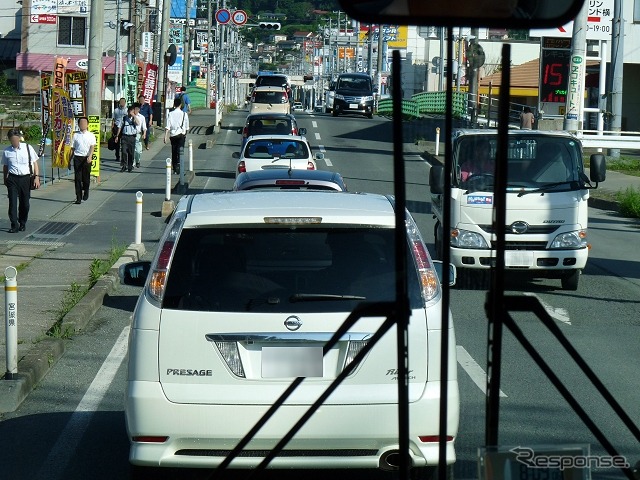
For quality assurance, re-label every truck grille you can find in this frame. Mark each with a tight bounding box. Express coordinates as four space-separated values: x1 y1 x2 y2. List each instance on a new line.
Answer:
480 224 560 235
342 95 366 103
490 241 548 250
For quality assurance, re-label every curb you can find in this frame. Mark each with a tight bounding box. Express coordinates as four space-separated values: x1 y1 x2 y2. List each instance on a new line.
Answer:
0 242 146 414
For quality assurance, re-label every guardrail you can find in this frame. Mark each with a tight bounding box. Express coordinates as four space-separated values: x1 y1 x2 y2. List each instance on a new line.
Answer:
574 130 640 150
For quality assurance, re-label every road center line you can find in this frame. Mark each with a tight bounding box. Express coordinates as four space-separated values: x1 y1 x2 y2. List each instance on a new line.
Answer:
456 345 507 397
35 326 130 480
522 292 571 325
312 121 318 128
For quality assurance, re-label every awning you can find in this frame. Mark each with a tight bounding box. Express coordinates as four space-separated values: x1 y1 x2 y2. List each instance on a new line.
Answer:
16 52 117 75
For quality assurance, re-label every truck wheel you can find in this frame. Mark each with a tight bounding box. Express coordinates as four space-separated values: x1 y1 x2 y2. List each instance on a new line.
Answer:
433 222 442 260
366 113 373 119
325 107 330 113
561 270 580 290
332 109 339 117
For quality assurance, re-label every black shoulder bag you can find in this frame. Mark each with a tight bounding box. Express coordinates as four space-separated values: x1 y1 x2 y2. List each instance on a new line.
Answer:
27 144 38 190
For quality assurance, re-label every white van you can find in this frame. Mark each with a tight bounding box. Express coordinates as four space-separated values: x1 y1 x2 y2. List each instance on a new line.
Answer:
250 86 291 114
121 191 459 477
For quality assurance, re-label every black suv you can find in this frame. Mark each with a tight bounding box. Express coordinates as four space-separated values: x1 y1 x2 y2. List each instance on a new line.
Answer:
331 73 375 118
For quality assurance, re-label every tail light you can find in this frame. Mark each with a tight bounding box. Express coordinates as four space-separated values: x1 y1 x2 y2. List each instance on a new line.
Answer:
307 161 315 170
292 126 298 135
148 213 185 304
242 126 248 138
405 214 440 303
238 161 246 173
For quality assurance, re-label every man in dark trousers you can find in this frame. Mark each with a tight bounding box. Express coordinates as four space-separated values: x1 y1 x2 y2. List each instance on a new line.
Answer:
70 116 97 204
116 105 139 172
138 94 153 150
2 129 40 232
112 97 127 164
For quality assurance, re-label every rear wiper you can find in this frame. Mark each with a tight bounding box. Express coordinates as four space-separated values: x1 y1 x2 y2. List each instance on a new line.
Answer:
290 293 366 302
517 181 578 197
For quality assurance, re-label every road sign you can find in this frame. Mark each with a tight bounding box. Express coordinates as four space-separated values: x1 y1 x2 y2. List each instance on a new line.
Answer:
530 0 613 40
215 9 231 25
30 14 56 24
232 10 247 26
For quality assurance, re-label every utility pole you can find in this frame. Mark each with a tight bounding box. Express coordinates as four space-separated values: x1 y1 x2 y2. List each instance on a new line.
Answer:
157 0 171 125
468 27 479 125
367 24 373 76
608 0 624 158
376 25 384 93
87 0 104 117
183 0 193 86
115 0 122 99
563 0 588 132
438 27 444 91
207 0 213 109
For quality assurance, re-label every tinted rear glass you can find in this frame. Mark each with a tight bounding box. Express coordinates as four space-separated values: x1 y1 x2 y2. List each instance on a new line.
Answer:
245 139 309 159
256 76 289 88
253 91 287 104
163 228 422 312
248 118 292 136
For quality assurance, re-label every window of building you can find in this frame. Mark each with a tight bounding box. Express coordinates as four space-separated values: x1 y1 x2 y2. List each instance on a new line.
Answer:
58 17 86 47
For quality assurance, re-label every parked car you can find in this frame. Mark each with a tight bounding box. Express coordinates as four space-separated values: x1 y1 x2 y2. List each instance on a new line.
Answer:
233 135 320 176
249 86 291 115
237 113 306 149
233 169 347 191
120 190 459 476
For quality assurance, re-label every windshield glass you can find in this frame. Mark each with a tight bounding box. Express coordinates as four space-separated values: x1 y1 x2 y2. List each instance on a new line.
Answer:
455 135 584 191
336 76 372 91
163 228 421 313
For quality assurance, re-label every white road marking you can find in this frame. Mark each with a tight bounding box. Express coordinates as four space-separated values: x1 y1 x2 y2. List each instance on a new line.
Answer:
325 158 333 167
318 145 326 153
456 345 508 397
312 121 318 128
35 326 130 480
315 132 321 140
522 292 571 325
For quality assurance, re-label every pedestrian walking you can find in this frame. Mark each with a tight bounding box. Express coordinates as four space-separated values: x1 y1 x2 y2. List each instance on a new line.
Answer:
2 129 40 233
112 97 127 164
520 106 535 130
178 87 192 114
164 97 189 174
133 103 147 168
116 105 139 172
138 94 153 150
70 116 97 204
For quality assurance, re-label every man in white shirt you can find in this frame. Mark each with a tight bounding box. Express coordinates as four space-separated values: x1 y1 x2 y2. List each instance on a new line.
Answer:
70 116 97 204
164 97 189 174
2 128 40 232
133 102 147 168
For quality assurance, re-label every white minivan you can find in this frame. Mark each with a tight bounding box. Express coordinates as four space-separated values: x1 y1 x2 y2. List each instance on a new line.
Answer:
121 191 459 478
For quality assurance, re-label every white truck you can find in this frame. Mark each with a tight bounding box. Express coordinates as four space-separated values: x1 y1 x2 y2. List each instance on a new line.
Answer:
429 129 606 290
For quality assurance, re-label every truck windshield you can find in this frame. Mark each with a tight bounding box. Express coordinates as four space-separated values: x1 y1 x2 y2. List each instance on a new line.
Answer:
456 135 585 192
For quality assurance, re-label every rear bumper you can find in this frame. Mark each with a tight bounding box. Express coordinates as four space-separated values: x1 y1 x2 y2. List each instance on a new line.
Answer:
126 380 459 469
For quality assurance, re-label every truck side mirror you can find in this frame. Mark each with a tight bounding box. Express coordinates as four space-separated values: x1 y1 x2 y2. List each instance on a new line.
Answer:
298 127 307 135
237 128 243 134
589 153 606 184
232 152 241 159
429 165 445 195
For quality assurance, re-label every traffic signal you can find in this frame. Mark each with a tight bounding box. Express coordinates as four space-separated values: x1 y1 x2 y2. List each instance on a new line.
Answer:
259 22 281 30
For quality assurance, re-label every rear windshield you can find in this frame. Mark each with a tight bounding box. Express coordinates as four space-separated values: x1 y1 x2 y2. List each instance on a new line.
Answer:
162 228 422 313
253 91 288 104
256 76 289 88
245 139 309 159
248 118 292 136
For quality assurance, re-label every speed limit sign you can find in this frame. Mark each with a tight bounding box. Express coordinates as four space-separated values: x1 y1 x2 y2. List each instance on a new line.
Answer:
232 10 247 26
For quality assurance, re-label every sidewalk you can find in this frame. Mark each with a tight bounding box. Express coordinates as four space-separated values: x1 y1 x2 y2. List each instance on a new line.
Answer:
0 108 217 413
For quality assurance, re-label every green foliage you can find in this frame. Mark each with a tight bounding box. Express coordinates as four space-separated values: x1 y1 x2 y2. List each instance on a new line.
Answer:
617 187 640 218
22 124 42 142
0 73 17 95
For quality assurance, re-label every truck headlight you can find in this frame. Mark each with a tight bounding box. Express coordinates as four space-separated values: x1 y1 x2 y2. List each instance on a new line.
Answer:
451 229 489 249
334 94 345 101
551 230 587 249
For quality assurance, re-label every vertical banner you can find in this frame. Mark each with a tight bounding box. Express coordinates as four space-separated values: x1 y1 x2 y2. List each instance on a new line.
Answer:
66 71 88 118
39 73 52 157
53 56 67 89
88 115 101 179
141 63 158 104
52 87 74 168
125 63 138 106
137 60 145 97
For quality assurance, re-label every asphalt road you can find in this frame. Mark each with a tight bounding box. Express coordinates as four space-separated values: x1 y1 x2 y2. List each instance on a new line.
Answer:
1 108 638 480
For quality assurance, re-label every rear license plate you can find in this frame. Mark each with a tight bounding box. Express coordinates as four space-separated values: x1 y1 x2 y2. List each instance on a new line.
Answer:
505 251 534 267
262 347 323 378
349 103 359 109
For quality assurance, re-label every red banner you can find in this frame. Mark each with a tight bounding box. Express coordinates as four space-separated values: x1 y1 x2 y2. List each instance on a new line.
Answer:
141 63 158 104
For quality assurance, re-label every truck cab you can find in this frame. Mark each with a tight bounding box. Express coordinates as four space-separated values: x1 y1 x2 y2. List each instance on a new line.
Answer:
429 130 606 290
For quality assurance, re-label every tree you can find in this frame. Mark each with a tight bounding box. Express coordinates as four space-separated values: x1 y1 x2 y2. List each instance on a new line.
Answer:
0 72 17 95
